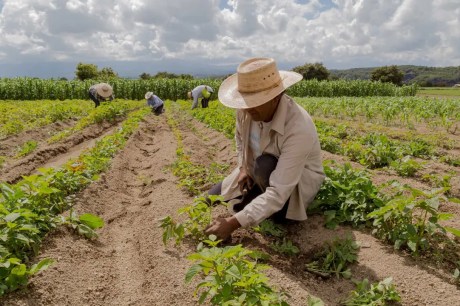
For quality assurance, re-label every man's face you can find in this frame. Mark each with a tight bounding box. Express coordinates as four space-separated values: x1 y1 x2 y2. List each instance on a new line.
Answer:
244 95 281 122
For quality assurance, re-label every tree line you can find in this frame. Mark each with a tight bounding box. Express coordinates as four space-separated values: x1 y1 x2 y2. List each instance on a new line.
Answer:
75 62 408 86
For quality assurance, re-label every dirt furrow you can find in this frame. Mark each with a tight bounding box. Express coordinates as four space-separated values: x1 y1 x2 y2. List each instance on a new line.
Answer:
0 120 123 183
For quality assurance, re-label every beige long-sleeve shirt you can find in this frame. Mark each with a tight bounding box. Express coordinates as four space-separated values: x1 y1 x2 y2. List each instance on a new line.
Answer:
220 95 325 228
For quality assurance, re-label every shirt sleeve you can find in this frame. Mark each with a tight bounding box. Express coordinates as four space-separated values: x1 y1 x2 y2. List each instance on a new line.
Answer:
234 124 314 227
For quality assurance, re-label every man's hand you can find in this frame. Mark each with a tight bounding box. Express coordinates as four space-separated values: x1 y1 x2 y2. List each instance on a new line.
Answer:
204 217 241 241
237 168 253 196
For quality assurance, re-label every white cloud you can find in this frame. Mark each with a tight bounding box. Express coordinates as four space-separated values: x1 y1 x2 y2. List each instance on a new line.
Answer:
0 0 459 77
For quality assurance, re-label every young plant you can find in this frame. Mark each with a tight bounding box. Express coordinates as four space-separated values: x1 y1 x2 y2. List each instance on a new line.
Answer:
341 277 401 306
64 210 105 239
186 235 289 305
159 195 223 245
390 156 423 177
308 161 384 229
253 219 286 237
367 186 454 254
270 239 300 256
305 236 359 279
15 140 38 158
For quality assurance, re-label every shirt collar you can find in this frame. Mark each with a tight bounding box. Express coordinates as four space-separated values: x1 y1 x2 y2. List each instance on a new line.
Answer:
269 94 288 136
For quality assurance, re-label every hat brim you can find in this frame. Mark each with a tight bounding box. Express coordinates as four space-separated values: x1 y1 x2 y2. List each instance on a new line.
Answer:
218 71 302 109
96 83 113 98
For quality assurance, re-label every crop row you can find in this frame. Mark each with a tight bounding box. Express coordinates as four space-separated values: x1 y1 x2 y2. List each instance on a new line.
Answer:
0 78 417 101
296 96 460 131
0 107 151 295
0 100 93 138
171 101 460 279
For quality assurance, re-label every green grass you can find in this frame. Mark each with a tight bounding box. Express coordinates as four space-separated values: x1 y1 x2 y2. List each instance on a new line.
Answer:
417 87 460 97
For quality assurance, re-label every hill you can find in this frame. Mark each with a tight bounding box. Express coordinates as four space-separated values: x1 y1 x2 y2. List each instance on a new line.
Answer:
330 65 460 86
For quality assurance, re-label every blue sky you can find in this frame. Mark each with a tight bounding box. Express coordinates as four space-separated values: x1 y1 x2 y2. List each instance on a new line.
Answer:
0 0 459 79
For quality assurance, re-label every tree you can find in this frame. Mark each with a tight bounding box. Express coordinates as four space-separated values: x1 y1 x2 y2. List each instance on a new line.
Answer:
75 62 98 80
139 72 152 80
292 62 330 81
371 65 404 86
98 67 119 79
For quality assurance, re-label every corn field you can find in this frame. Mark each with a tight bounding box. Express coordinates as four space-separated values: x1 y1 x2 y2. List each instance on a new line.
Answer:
0 78 417 100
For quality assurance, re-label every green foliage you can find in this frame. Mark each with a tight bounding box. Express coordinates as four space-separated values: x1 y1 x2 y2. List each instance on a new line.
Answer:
270 239 299 256
308 161 384 229
15 140 38 158
292 62 330 81
186 236 289 305
98 67 119 79
390 156 423 177
307 296 325 306
0 107 149 295
75 62 99 80
0 257 53 296
342 277 401 306
253 220 286 237
305 236 359 279
159 196 223 245
371 66 404 86
367 185 455 254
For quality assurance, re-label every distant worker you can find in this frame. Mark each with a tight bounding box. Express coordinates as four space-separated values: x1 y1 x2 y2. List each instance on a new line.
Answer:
88 83 114 108
187 85 214 109
145 92 165 115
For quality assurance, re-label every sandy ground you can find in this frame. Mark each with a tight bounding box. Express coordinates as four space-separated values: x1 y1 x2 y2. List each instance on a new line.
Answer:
1 110 459 305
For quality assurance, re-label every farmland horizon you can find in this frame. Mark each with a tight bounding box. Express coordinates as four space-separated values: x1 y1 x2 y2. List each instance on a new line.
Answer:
1 60 459 80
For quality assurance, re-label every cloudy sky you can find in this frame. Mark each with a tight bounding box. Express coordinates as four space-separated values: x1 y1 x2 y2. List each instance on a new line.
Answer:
0 0 459 78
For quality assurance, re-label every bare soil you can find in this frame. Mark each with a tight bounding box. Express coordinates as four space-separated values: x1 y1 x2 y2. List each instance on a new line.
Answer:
1 111 459 306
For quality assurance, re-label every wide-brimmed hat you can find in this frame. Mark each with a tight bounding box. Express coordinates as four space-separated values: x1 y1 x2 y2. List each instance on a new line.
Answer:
96 83 113 98
218 57 302 109
145 91 154 99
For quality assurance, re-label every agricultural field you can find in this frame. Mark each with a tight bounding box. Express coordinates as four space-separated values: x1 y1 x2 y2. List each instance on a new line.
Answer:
0 82 459 305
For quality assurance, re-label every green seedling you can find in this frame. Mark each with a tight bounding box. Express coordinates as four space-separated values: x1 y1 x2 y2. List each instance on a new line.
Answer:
15 140 38 158
186 235 289 305
253 219 286 237
159 195 224 246
390 156 423 177
341 277 401 306
270 239 300 256
305 236 359 279
307 295 325 306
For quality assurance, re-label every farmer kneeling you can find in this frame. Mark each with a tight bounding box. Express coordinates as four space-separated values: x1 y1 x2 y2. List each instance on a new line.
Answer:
145 92 164 115
206 57 325 240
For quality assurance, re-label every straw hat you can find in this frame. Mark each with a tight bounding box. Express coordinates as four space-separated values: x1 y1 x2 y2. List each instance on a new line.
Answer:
96 83 113 98
145 91 154 99
187 91 192 99
218 57 302 109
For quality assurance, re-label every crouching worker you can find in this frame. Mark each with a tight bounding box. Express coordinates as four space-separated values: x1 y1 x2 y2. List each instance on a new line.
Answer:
187 85 214 109
145 92 164 115
88 83 114 108
205 57 325 240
